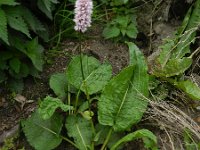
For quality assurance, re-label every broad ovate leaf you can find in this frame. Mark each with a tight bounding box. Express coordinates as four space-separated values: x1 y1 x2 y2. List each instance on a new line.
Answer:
98 66 135 131
38 96 73 119
21 110 63 150
65 115 93 150
98 42 149 132
174 80 200 100
110 129 158 150
67 55 112 95
49 73 67 99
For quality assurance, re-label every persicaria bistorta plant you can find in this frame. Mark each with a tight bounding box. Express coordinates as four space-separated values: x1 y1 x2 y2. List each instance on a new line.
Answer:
74 0 93 32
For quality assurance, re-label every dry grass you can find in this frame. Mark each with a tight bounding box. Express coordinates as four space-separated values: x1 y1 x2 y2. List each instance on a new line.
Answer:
143 100 200 150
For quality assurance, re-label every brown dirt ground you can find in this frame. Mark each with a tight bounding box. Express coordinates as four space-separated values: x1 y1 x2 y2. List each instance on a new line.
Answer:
0 0 200 150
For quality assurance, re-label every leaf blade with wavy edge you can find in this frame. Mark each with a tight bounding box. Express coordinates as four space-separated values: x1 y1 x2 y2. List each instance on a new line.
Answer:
98 42 149 131
110 129 158 150
21 110 63 150
65 115 93 150
67 55 112 95
38 96 73 119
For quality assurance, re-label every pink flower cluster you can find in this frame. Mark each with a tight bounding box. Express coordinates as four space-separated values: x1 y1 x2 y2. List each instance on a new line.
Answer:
74 0 93 33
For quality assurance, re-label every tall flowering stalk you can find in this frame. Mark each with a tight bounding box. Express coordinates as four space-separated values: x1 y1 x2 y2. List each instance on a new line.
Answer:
73 0 93 114
74 0 93 33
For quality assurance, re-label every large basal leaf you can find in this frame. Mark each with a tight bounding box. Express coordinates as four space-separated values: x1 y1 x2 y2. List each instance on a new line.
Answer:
65 115 93 150
21 110 63 150
80 63 112 95
154 57 192 77
98 42 149 132
174 80 200 100
110 129 158 150
38 96 73 119
49 73 67 99
67 55 112 95
98 66 135 131
0 8 9 45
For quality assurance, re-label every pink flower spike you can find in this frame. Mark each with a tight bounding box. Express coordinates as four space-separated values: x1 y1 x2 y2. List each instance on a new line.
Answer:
74 0 93 33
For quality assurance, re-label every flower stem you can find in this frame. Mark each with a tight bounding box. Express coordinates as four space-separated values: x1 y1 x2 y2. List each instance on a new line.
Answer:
79 32 85 80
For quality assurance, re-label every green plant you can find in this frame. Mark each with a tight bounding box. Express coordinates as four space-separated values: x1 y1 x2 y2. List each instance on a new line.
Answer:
21 42 158 150
102 1 138 40
184 129 200 150
151 0 200 100
0 0 58 92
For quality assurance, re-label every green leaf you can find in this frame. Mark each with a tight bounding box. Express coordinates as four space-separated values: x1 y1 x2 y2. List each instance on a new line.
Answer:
186 0 200 30
37 0 58 19
24 38 44 71
172 28 196 59
98 66 135 131
115 16 129 27
81 63 112 95
19 63 29 78
154 57 192 77
9 58 21 73
184 129 200 150
0 0 19 6
19 6 45 32
111 129 158 150
0 8 9 45
49 73 67 99
21 110 63 150
175 80 200 100
94 124 124 148
67 55 112 95
103 26 120 39
38 96 73 119
98 42 149 132
65 115 93 150
5 8 31 38
126 23 138 39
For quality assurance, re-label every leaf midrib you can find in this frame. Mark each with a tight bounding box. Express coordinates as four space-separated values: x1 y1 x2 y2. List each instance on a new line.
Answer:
76 124 87 150
115 86 129 121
